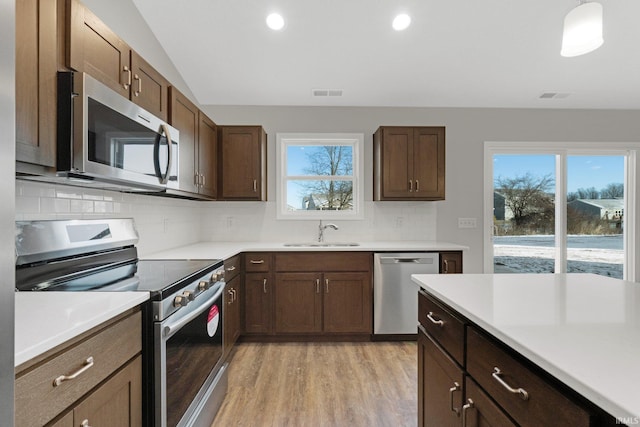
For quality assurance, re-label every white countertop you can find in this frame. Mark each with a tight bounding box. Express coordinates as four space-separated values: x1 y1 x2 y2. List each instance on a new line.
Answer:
145 240 468 260
15 291 149 367
411 273 640 422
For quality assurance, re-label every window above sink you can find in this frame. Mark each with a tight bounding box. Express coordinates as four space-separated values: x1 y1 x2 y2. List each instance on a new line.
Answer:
276 133 364 220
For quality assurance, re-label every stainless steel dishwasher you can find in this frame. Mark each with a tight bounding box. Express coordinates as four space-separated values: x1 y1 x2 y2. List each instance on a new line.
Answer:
374 252 439 336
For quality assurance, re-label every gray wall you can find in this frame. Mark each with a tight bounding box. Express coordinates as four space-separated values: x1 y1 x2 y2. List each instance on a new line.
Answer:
1 0 15 423
202 105 640 273
82 0 640 273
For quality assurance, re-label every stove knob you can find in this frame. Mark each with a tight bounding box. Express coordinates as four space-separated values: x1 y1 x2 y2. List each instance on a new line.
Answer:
218 269 225 281
182 290 195 301
210 272 219 282
173 295 188 307
198 280 211 291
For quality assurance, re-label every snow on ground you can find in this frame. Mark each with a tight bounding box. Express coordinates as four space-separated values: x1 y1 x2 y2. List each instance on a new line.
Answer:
494 235 623 278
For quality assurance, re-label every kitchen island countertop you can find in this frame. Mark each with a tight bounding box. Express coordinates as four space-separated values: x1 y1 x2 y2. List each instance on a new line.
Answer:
15 291 149 368
411 273 640 423
144 240 468 261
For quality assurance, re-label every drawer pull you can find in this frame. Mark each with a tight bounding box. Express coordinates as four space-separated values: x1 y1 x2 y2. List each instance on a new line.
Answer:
53 357 94 387
81 420 92 427
461 398 474 427
250 259 265 264
492 367 529 400
449 381 461 415
226 265 236 271
426 312 444 327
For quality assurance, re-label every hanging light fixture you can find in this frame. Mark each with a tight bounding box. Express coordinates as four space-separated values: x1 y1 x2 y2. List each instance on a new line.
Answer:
561 1 604 57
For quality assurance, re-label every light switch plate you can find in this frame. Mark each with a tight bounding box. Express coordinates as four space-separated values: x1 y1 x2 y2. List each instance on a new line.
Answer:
458 218 477 228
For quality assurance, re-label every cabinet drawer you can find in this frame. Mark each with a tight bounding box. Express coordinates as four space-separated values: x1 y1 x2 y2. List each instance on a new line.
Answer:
466 327 593 427
224 255 240 280
463 377 517 427
275 252 371 272
418 291 465 366
244 252 272 272
15 311 141 427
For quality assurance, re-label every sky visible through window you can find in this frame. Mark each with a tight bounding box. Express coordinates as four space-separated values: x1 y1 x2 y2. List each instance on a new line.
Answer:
493 155 623 193
286 145 353 209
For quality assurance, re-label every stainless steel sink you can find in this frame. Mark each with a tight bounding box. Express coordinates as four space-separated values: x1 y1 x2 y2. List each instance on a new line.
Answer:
283 242 360 247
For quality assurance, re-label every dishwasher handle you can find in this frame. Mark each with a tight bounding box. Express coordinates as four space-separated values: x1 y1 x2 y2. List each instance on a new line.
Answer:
379 256 436 264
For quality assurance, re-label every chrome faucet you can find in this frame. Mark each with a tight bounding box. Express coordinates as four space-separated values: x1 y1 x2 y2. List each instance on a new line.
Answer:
318 220 339 242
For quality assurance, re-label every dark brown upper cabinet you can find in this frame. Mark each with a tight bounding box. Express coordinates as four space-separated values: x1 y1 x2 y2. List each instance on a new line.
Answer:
16 0 66 168
374 126 445 201
168 87 217 199
218 126 267 201
67 0 169 121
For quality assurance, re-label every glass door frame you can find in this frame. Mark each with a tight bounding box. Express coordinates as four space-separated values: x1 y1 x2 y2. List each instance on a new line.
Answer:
483 141 639 282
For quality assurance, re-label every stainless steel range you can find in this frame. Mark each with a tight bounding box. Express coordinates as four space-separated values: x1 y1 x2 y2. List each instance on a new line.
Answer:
15 218 228 427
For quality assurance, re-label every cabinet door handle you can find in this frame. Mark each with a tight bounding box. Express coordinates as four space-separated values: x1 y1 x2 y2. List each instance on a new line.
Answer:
325 278 329 293
426 312 444 327
409 179 413 192
415 179 420 192
80 420 92 427
133 73 142 96
122 65 132 89
449 382 461 415
194 173 200 187
461 399 474 427
53 357 94 387
443 259 449 274
263 278 268 293
316 278 320 293
201 174 205 187
227 289 234 305
231 288 237 302
253 179 258 192
250 259 265 264
492 367 529 400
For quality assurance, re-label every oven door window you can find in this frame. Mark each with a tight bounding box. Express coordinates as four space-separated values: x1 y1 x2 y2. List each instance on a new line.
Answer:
87 98 177 182
165 298 223 427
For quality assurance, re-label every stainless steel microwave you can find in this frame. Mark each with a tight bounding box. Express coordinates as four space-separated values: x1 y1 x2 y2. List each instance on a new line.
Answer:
56 71 179 192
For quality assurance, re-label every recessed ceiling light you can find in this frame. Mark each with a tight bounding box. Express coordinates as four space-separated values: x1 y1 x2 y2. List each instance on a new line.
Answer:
266 13 285 31
392 14 411 31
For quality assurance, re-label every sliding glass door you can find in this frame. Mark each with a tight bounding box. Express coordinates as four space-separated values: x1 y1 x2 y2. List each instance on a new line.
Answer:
485 143 633 280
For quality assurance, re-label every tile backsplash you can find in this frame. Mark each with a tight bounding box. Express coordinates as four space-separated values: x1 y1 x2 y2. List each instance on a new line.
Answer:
15 180 203 256
16 180 438 256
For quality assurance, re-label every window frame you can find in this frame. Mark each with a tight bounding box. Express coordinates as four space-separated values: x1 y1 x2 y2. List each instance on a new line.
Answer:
276 133 364 220
484 141 639 281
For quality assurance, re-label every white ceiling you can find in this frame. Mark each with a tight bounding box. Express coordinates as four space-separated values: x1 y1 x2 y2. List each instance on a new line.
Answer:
131 0 640 109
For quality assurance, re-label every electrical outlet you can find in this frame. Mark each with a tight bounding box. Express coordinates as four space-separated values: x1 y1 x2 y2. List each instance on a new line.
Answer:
226 216 234 228
458 218 477 229
395 216 404 228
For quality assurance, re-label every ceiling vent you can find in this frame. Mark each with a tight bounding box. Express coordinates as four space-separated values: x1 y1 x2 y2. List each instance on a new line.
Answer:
539 92 571 99
312 89 343 97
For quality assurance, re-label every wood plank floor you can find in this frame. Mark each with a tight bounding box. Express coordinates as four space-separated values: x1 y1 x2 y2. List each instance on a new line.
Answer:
211 341 417 427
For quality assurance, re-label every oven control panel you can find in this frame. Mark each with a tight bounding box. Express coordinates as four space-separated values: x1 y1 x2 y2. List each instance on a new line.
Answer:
155 267 226 322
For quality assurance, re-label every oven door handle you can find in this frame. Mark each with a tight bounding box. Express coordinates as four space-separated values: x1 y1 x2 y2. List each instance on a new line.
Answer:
163 283 225 339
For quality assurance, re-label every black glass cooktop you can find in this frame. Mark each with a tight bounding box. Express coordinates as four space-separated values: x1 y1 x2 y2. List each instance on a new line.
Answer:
135 259 222 300
16 254 222 298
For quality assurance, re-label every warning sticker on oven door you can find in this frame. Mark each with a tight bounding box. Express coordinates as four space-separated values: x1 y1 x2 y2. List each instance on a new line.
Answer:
207 305 220 337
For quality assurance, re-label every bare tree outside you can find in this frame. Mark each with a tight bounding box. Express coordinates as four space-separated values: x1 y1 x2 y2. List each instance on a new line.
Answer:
495 173 554 232
299 146 353 210
600 183 624 199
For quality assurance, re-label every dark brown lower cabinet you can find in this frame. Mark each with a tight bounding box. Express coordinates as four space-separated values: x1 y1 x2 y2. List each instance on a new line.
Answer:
274 271 372 334
322 272 371 333
462 378 516 427
223 274 242 356
55 356 142 427
418 326 463 427
244 272 272 334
